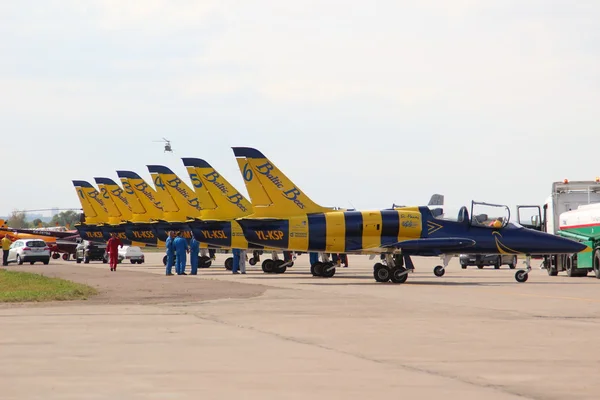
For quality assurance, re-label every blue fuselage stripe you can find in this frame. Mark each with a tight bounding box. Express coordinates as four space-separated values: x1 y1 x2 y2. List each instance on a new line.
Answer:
308 213 326 251
344 212 363 252
381 210 399 244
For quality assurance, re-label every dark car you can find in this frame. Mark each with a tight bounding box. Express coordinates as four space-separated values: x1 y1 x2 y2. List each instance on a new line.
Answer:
75 240 107 264
459 254 518 269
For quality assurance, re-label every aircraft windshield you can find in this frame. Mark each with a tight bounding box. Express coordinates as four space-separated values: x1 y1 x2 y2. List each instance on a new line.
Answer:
470 201 511 228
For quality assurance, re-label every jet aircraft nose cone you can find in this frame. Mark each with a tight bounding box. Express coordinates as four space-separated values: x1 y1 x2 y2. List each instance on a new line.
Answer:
536 231 588 254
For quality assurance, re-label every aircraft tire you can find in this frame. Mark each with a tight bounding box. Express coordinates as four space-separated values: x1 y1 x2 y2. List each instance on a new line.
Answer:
390 266 408 283
262 259 274 273
200 256 211 268
273 259 287 274
321 262 335 278
310 262 321 276
62 253 69 261
52 253 60 259
433 265 445 277
373 263 390 282
312 262 324 277
249 257 257 266
225 257 233 270
515 270 528 283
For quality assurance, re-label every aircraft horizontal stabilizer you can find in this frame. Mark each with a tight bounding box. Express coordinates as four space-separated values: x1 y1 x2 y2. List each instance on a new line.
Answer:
385 237 476 251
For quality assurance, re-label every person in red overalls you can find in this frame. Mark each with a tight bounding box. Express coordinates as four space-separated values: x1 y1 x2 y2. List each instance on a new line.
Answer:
106 233 123 271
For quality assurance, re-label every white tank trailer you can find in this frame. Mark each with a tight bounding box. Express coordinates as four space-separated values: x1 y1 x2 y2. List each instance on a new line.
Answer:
529 180 600 278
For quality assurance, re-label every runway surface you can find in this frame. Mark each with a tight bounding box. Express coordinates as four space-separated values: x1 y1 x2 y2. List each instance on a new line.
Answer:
2 253 600 399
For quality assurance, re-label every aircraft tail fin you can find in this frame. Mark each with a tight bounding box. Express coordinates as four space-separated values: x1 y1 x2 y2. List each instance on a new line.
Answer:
428 194 444 206
147 165 203 220
116 171 165 221
182 158 252 220
232 147 332 217
72 180 110 224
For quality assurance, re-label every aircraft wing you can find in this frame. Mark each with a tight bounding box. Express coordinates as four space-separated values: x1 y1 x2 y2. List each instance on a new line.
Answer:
0 227 79 239
382 237 476 251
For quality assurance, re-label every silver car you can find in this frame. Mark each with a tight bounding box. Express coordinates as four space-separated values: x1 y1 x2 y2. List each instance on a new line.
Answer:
459 254 517 269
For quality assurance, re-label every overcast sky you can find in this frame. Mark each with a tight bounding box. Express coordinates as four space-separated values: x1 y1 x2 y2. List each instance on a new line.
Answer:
1 1 599 220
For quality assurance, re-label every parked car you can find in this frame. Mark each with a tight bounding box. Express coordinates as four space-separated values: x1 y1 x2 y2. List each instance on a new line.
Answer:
118 246 145 264
459 254 517 269
75 240 107 264
6 239 51 265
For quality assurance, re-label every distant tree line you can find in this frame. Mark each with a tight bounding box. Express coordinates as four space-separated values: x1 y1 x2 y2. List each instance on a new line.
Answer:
5 210 81 229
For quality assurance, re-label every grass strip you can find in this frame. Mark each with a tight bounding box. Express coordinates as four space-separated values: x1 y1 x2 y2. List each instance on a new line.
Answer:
0 269 97 302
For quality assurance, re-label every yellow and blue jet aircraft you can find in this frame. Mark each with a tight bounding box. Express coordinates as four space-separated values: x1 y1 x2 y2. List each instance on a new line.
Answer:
179 158 300 272
231 147 588 284
149 162 298 272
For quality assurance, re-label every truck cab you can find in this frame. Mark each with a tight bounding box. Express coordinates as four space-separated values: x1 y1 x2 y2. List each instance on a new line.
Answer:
518 180 600 278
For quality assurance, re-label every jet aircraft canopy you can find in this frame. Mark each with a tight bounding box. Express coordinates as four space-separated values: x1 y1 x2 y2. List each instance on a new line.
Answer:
435 201 514 229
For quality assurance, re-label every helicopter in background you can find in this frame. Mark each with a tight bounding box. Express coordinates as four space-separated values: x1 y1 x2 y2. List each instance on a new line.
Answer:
153 138 173 153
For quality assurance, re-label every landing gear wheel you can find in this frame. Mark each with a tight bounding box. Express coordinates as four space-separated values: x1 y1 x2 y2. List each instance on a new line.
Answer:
224 257 233 270
311 262 324 277
62 253 69 261
515 270 528 283
311 262 322 276
373 263 390 282
199 256 212 268
433 265 445 277
52 253 60 259
390 266 408 284
273 259 287 274
249 257 257 266
321 262 335 278
262 259 274 273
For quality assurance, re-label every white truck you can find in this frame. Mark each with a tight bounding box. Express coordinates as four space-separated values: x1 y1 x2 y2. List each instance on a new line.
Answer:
517 179 600 278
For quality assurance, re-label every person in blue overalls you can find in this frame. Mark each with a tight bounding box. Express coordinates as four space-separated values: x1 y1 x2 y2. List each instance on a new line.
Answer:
165 231 175 276
173 232 189 275
309 252 319 266
189 236 200 275
231 248 241 274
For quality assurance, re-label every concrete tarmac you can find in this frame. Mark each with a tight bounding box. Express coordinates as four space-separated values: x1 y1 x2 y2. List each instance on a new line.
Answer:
2 253 600 399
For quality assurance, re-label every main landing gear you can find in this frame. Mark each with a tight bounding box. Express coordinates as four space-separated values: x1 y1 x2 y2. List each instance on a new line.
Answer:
373 254 414 284
514 256 531 283
311 252 339 278
261 251 294 274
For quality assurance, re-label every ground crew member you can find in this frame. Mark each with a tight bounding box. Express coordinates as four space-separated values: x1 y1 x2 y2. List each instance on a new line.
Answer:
208 248 216 260
309 252 319 266
189 236 200 275
165 231 175 276
106 233 123 271
239 249 247 274
173 232 189 275
1 234 11 266
232 248 241 274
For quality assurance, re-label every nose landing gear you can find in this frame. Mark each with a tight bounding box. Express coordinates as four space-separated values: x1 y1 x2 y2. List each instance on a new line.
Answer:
515 255 531 283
